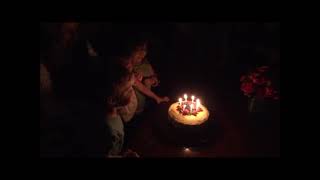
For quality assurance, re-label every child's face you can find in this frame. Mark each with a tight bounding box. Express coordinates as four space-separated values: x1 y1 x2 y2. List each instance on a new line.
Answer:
119 58 133 72
131 44 147 66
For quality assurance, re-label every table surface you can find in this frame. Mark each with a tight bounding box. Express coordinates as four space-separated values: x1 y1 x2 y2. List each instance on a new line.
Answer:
125 97 280 157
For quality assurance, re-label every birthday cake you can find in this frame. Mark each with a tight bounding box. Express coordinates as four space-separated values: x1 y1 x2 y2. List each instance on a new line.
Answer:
168 95 210 126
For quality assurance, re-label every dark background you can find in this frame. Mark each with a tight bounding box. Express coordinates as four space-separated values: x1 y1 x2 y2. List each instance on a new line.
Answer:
140 23 280 106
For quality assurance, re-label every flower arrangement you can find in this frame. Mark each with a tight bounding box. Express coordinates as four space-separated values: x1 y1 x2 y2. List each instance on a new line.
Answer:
240 66 279 100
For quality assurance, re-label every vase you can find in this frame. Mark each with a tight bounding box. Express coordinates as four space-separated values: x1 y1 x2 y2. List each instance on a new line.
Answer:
248 97 268 113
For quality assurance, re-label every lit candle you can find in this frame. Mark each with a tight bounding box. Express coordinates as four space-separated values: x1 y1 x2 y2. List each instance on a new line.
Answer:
178 98 182 106
183 147 191 157
191 95 195 103
183 104 186 111
190 104 194 114
196 99 200 111
184 94 188 102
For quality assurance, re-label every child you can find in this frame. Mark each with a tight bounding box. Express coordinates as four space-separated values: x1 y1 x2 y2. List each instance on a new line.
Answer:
92 28 169 122
130 41 168 113
116 39 169 117
104 65 139 157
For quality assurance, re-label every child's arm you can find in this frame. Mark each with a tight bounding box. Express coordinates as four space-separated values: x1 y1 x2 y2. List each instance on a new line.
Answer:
133 80 169 104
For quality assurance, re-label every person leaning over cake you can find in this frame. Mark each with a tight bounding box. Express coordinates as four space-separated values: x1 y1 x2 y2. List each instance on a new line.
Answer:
114 33 170 118
93 28 170 123
131 40 169 114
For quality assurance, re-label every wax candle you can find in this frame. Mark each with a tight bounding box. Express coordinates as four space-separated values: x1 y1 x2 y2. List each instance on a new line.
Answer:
196 99 200 111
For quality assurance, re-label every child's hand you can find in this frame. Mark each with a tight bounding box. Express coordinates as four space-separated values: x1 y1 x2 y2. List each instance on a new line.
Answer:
156 96 170 104
162 96 170 102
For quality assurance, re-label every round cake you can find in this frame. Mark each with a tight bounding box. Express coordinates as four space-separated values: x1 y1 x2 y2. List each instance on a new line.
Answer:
163 98 215 147
168 102 210 126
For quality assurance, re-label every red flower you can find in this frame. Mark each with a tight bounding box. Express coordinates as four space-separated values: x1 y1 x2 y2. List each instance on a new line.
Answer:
249 73 258 81
241 82 254 95
240 66 278 101
252 77 257 83
265 87 274 97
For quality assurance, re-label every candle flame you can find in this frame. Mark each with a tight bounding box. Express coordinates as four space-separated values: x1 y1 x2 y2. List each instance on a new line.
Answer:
178 98 182 103
191 95 195 101
184 94 187 100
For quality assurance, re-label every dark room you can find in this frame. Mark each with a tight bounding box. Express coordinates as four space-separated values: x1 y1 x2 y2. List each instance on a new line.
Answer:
40 22 280 158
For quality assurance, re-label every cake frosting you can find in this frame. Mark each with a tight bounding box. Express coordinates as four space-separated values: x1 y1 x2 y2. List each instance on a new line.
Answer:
168 102 209 126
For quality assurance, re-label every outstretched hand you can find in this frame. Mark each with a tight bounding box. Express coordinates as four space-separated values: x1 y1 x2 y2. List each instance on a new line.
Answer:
156 96 170 104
